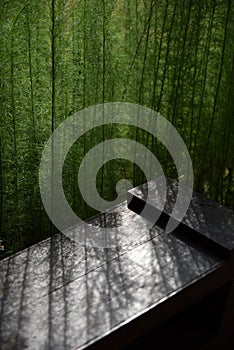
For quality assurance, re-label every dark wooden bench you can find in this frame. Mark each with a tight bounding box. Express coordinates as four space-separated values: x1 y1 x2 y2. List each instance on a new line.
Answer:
0 179 234 349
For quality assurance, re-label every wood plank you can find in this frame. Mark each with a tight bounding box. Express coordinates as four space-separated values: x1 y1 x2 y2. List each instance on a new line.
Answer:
127 178 234 256
0 202 225 350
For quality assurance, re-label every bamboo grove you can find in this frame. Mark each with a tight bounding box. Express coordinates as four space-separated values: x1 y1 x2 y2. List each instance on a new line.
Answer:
0 0 234 257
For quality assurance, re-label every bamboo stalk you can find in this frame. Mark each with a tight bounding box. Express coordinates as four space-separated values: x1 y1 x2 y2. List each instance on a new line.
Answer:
171 0 192 125
157 0 177 111
206 0 231 152
26 5 36 142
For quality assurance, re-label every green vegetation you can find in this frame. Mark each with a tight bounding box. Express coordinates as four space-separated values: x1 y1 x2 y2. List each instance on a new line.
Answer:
0 0 233 258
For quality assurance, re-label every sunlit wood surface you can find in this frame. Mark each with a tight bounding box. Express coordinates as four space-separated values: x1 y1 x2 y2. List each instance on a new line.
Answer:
128 178 234 255
0 199 228 350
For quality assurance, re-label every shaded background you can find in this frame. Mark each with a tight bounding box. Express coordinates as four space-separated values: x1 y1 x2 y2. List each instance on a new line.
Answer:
0 0 234 257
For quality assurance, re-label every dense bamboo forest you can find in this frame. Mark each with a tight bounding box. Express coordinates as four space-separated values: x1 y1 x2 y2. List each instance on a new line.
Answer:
0 0 234 257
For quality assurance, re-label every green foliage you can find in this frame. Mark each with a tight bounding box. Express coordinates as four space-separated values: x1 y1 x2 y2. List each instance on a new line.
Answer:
0 0 233 257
